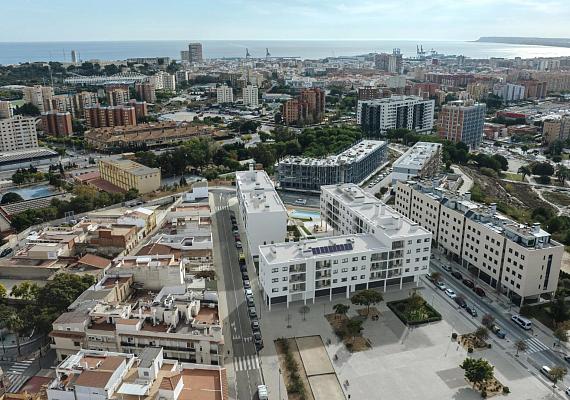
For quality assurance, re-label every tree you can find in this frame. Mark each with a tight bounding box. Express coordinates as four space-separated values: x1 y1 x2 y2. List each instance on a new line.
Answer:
3 312 24 355
460 357 494 391
514 339 528 356
346 318 363 341
474 326 489 344
124 188 139 201
0 283 6 299
350 289 383 316
14 102 40 116
550 366 567 388
299 305 310 321
482 314 495 329
532 162 555 176
333 304 349 319
518 165 531 180
10 281 40 301
553 323 570 344
549 295 568 325
0 192 23 204
556 165 570 184
430 271 441 282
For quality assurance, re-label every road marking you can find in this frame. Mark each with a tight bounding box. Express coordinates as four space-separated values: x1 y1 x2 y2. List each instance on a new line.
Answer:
6 373 30 393
525 337 550 354
7 360 34 375
234 355 260 372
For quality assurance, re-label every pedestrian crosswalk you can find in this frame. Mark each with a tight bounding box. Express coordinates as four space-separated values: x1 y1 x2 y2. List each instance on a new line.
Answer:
5 359 34 393
232 335 252 342
525 337 550 354
233 354 260 372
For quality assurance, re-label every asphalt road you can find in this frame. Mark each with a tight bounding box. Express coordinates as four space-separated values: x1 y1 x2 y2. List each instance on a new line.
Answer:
276 190 320 208
428 256 570 391
211 190 262 400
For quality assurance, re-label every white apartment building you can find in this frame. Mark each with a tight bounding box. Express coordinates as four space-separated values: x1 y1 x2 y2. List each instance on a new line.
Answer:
358 96 435 136
392 142 442 183
394 180 564 305
0 115 39 151
236 166 287 263
493 83 525 103
161 72 177 92
258 183 431 308
216 84 234 104
0 100 13 119
22 85 54 113
243 84 259 107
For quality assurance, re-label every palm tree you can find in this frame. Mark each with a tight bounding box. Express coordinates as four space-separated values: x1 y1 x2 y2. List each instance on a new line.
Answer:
514 339 528 356
4 312 24 356
518 165 531 181
333 304 349 319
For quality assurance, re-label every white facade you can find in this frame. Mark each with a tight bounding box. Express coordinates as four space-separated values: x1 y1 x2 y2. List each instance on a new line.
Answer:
236 167 287 262
394 180 564 304
162 73 177 92
493 83 525 103
258 183 432 308
0 115 39 151
392 142 442 182
0 101 13 119
243 84 259 107
216 84 234 104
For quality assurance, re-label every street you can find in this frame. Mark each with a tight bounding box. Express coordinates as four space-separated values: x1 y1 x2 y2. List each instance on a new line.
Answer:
211 189 263 400
428 254 570 392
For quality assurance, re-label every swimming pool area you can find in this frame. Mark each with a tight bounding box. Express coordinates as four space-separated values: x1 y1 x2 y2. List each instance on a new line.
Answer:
290 209 320 220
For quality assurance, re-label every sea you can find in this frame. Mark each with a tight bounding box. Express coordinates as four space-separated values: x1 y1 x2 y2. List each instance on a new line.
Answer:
2 40 570 65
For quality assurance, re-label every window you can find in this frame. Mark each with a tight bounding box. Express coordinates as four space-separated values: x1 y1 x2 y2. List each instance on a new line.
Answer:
352 266 358 271
424 238 430 242
352 257 358 261
341 268 348 273
360 275 365 279
283 287 287 291
282 267 288 272
282 277 288 281
423 247 429 252
272 278 278 283
333 269 338 274
272 288 279 293
333 260 339 264
408 240 412 244
361 266 366 270
272 268 278 273
351 276 357 281
341 277 348 282
416 248 420 253
361 256 367 260
417 239 421 244
333 279 338 283
342 258 348 263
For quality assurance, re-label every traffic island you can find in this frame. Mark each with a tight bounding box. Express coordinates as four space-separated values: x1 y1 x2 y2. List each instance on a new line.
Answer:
387 293 442 326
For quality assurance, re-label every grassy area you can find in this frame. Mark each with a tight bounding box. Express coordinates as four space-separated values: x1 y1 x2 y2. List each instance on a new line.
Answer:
544 191 570 207
502 172 523 182
387 295 442 326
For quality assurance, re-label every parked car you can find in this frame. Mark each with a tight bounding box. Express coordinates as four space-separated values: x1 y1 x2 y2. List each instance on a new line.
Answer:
254 332 263 348
294 199 307 205
244 288 253 297
426 274 435 282
239 264 247 273
236 241 243 249
0 248 13 258
442 265 452 272
540 366 555 382
243 280 251 289
451 271 463 280
491 325 506 339
445 288 457 299
474 287 486 297
246 297 255 307
234 235 241 241
258 385 269 400
454 296 466 308
242 271 249 280
248 307 257 318
251 320 260 331
565 387 570 396
465 306 478 317
564 355 570 363
435 281 446 290
511 314 532 330
462 279 475 289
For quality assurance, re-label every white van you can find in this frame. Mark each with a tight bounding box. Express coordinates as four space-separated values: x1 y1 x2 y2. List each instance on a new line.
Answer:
511 314 532 330
257 385 268 400
540 366 555 381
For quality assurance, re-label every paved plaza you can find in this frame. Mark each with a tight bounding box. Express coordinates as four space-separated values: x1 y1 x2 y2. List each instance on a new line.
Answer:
258 283 558 400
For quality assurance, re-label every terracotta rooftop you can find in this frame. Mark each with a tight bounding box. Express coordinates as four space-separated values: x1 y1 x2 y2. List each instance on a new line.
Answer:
179 369 225 400
136 243 181 258
159 373 183 390
18 376 52 394
74 370 113 388
78 254 112 269
195 307 219 325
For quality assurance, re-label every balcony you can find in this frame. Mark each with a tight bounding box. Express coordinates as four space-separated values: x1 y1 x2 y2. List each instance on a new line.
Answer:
316 280 331 289
316 272 331 279
289 265 306 273
290 274 306 283
290 283 306 293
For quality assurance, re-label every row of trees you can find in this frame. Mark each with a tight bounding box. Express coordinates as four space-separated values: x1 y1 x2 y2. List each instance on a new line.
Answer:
518 162 570 185
0 274 95 354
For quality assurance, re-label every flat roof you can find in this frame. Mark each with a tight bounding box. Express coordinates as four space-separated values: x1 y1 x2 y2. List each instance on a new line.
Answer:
259 234 388 264
393 142 441 170
99 159 160 176
235 169 275 192
279 140 386 167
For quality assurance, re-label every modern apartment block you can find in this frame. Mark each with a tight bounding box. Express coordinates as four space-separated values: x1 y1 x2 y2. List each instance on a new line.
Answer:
49 272 224 365
73 91 99 118
542 115 570 144
394 180 564 305
357 86 381 101
235 166 287 263
242 84 259 107
282 88 325 125
0 100 13 119
106 85 130 106
188 42 203 63
41 111 73 137
258 184 431 308
438 100 486 149
277 140 387 192
135 82 157 103
493 83 525 103
392 141 442 182
98 159 161 194
22 85 54 112
216 84 234 104
0 115 39 151
85 105 137 129
358 96 435 137
46 348 228 400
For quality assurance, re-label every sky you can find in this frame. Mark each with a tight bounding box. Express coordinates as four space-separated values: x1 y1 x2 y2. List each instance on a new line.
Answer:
2 0 569 42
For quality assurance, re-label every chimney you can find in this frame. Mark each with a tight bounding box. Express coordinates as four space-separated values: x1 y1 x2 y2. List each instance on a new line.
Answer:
532 222 540 233
463 192 471 201
374 204 380 216
490 203 497 214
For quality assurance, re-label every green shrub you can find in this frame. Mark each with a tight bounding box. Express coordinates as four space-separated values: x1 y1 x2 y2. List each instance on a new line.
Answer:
502 386 510 394
452 332 458 340
468 347 474 353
